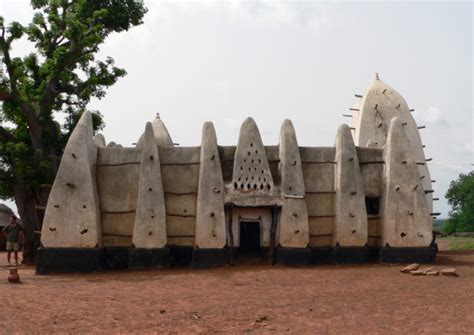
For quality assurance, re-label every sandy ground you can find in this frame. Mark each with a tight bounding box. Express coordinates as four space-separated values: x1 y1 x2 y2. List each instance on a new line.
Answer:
0 243 473 334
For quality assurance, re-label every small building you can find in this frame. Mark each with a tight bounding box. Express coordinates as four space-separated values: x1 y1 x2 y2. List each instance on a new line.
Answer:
0 204 15 250
37 75 436 274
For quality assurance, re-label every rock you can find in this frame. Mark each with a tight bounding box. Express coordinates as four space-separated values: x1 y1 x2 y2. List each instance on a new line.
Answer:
441 268 458 277
256 316 268 323
401 263 420 273
421 267 434 274
426 270 439 276
410 270 425 276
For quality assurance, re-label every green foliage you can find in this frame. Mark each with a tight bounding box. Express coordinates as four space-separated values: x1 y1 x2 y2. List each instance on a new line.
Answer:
444 171 474 234
0 0 147 199
433 219 446 232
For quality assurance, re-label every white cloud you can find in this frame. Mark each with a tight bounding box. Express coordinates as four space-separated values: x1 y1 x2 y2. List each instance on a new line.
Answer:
417 106 450 127
146 0 332 32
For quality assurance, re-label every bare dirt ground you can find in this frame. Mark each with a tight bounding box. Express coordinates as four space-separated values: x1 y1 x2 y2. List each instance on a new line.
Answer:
1 244 473 334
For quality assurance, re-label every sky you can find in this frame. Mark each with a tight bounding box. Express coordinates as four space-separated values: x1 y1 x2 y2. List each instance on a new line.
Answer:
0 0 472 218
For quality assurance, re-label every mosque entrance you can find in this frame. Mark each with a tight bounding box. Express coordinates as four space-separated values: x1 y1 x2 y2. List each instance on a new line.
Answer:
239 221 261 256
226 206 276 264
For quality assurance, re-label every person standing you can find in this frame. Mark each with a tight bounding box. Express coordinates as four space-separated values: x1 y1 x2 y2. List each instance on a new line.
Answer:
2 216 24 266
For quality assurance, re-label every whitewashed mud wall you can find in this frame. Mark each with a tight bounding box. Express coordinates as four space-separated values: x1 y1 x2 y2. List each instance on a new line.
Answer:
40 77 435 270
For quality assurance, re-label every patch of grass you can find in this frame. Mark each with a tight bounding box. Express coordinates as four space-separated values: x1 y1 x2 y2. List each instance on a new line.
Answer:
449 240 474 251
437 237 474 251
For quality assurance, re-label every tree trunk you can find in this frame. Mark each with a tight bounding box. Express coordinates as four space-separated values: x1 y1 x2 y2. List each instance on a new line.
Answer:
14 186 46 264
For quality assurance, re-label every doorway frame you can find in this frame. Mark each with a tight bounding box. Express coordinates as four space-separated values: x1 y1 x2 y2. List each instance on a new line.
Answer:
225 204 279 265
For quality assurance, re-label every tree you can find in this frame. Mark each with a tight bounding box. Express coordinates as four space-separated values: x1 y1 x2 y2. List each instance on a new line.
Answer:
0 0 147 263
444 171 474 234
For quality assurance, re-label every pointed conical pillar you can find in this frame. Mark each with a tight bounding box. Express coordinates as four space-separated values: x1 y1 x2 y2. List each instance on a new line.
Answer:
231 117 274 195
379 118 434 263
332 124 368 262
38 111 103 274
192 122 229 268
129 122 169 268
93 134 106 147
152 114 174 146
136 114 174 148
278 120 309 248
350 74 433 213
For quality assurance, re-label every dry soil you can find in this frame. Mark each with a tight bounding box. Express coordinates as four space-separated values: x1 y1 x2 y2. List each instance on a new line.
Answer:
0 242 473 334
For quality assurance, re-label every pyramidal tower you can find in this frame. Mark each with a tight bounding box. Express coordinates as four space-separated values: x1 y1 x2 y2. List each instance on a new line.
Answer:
348 74 433 213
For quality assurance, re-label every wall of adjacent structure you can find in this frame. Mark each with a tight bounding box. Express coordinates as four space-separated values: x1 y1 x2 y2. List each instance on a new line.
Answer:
55 139 400 251
299 147 336 247
356 147 384 247
159 146 200 247
95 146 201 248
97 147 141 247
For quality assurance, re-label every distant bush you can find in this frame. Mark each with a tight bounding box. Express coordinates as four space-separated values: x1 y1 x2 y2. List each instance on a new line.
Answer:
433 219 446 232
445 171 474 234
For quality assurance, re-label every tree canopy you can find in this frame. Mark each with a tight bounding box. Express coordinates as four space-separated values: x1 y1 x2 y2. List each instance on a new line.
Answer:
0 0 147 262
444 171 474 234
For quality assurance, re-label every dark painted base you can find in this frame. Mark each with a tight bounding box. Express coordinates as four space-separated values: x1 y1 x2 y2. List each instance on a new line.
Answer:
332 246 369 263
169 246 193 266
104 247 129 270
36 245 437 273
36 247 104 274
368 246 380 261
259 247 270 262
275 247 312 266
129 248 170 269
192 248 230 269
379 246 436 263
310 247 332 264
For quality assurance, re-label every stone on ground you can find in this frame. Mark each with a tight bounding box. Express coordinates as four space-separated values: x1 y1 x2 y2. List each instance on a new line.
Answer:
441 268 458 277
410 270 425 276
401 263 420 273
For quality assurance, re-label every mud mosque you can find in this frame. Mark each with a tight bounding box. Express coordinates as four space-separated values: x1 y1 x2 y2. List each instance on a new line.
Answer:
37 75 437 273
